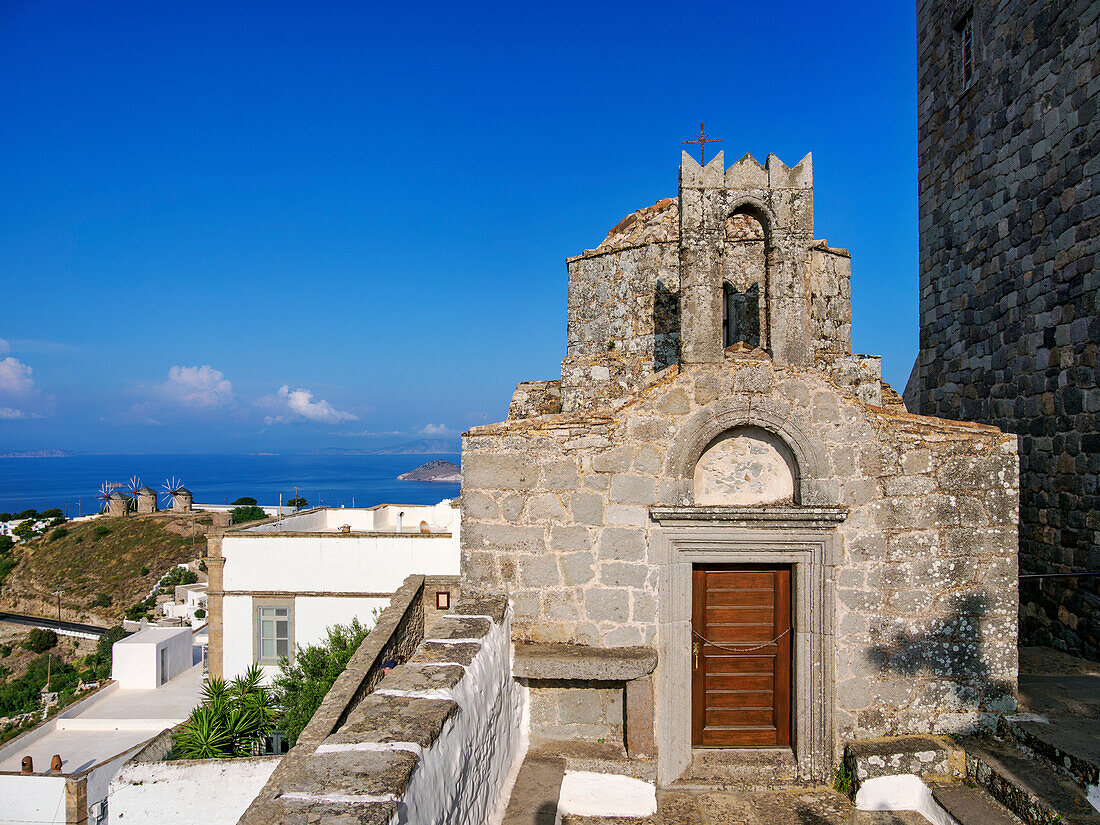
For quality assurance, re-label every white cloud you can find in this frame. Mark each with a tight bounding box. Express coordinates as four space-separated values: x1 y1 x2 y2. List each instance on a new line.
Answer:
0 357 34 394
418 423 457 437
0 406 39 420
162 365 234 408
261 385 357 426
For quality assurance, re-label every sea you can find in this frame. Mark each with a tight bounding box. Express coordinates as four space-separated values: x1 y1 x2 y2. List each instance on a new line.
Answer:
0 454 461 514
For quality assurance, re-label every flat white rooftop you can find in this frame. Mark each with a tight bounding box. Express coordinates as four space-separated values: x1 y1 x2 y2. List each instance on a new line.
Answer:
113 626 191 646
0 664 201 776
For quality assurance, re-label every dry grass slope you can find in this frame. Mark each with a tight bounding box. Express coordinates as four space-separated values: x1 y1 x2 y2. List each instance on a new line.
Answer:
1 512 212 623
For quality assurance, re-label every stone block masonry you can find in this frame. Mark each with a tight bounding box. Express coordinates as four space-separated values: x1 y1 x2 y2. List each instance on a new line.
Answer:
909 0 1100 658
238 590 523 825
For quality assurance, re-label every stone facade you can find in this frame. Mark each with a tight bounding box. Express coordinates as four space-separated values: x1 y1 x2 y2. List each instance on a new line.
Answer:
908 0 1099 657
463 151 1020 783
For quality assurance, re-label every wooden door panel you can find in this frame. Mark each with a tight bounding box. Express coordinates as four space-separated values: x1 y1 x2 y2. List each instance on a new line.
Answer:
706 707 777 726
704 588 776 606
692 565 792 748
704 606 775 624
706 673 775 691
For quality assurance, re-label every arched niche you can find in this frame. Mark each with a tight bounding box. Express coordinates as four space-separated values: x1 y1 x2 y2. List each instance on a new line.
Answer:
692 425 799 506
722 207 770 351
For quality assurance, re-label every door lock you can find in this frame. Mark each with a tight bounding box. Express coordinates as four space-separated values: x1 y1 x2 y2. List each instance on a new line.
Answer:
693 641 699 669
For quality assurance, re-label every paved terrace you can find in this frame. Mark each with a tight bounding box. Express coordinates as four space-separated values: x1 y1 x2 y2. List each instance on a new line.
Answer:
0 663 201 776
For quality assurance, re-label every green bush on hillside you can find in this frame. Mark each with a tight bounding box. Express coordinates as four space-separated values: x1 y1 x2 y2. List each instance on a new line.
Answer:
48 527 69 543
231 497 257 506
24 628 58 653
231 505 266 524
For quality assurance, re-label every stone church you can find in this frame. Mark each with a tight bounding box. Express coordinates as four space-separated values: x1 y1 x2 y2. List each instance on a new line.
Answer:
460 151 1019 784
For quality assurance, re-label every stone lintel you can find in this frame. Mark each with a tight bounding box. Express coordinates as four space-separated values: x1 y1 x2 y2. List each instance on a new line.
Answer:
513 641 657 681
649 505 849 529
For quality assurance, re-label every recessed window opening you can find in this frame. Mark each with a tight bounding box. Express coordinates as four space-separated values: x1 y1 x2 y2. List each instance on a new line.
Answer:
258 606 290 661
723 281 762 349
957 11 975 90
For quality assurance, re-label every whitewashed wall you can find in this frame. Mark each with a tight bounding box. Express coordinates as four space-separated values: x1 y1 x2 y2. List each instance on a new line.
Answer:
0 774 67 825
112 628 192 690
221 534 458 593
397 610 526 824
221 595 390 683
109 755 280 824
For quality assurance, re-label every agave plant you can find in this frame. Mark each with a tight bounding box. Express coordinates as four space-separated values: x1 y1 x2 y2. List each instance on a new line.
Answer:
173 665 279 759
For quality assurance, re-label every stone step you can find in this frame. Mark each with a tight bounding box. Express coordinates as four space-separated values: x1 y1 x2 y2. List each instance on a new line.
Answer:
929 780 1024 825
1001 713 1100 790
669 747 805 791
849 812 929 825
501 754 566 825
959 736 1100 825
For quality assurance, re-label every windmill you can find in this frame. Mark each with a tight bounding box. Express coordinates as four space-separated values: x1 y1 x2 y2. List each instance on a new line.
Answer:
161 477 192 512
97 481 128 516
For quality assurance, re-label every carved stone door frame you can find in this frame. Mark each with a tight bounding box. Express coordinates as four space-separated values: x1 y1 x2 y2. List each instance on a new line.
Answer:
650 507 844 785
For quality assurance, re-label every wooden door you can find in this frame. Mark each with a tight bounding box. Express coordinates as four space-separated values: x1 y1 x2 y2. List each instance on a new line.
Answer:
691 565 791 747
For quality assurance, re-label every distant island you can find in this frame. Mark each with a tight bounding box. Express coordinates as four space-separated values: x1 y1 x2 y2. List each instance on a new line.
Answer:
309 438 460 456
0 449 74 458
397 459 461 482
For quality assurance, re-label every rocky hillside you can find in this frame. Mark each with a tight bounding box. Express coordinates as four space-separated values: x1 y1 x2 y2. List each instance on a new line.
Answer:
397 459 461 482
0 512 212 625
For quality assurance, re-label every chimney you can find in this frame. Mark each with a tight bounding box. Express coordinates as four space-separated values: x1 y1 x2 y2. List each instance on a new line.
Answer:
50 754 62 772
21 755 32 774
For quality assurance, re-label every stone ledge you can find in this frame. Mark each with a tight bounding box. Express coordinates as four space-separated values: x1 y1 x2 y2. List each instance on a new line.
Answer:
513 642 658 681
649 505 849 528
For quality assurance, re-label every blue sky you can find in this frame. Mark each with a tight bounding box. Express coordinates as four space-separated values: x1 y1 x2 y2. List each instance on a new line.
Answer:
0 1 917 454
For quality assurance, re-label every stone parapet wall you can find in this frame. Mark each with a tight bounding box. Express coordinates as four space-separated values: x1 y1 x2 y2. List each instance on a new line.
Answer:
462 355 1020 740
912 0 1099 657
238 592 521 825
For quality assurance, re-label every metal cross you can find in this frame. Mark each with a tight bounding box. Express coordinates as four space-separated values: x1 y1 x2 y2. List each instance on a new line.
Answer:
683 122 723 164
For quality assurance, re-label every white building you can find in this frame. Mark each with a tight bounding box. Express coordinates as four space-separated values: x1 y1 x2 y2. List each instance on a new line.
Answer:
159 582 209 626
208 500 460 682
0 627 203 825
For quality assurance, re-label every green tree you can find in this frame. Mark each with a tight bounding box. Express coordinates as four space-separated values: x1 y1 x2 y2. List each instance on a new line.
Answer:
272 619 370 746
0 535 14 553
24 628 58 653
231 497 257 506
84 626 127 681
12 521 36 538
15 509 38 520
40 508 64 519
231 505 267 524
172 666 278 759
286 497 308 510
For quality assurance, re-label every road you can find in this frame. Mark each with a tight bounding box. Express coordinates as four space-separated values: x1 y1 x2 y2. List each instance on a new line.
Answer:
0 610 108 639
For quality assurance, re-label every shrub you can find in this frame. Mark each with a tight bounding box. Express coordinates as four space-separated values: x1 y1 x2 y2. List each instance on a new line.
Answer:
0 513 10 522
272 618 370 746
92 593 112 608
0 555 15 584
48 526 69 543
173 666 278 759
84 626 127 680
25 628 58 653
194 608 206 619
198 559 208 572
125 597 156 621
12 522 36 538
140 566 149 576
0 535 13 553
48 516 66 528
41 508 63 519
0 645 10 658
92 524 111 539
231 497 257 506
231 505 266 524
0 655 77 716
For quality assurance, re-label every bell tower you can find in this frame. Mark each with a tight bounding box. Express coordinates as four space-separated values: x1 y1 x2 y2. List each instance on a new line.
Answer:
678 150 815 367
